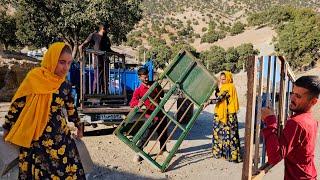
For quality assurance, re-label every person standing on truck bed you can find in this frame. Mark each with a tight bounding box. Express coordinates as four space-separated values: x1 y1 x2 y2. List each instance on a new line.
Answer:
78 21 118 94
130 67 170 162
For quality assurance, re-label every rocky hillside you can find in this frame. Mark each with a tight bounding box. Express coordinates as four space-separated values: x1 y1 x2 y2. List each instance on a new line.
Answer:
0 51 39 101
125 0 320 53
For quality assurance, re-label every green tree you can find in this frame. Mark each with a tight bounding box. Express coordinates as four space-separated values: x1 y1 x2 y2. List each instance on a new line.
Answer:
126 36 142 48
247 6 294 27
275 18 320 69
224 47 239 71
0 11 18 50
201 30 226 43
147 44 172 69
147 36 166 47
208 20 217 31
230 21 245 36
248 5 320 69
137 46 147 62
236 43 259 70
200 45 226 73
247 12 266 26
12 0 142 58
171 42 196 60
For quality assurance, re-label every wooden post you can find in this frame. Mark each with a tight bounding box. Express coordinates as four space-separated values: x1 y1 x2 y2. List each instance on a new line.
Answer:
253 56 264 173
278 57 288 133
242 56 257 180
271 57 277 112
278 57 287 135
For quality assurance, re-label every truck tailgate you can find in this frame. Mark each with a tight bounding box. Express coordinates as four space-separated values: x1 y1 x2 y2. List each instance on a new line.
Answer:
81 106 131 114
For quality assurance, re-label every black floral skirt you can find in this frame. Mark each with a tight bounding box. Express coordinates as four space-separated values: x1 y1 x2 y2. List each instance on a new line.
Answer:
212 113 241 162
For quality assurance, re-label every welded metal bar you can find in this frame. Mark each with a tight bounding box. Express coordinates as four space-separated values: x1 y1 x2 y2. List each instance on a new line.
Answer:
96 55 99 94
117 61 120 95
115 106 140 135
271 56 277 111
154 102 194 160
108 56 112 94
266 56 272 107
160 105 202 172
152 81 169 102
140 97 189 146
129 82 168 132
142 97 178 148
148 98 186 131
176 98 188 111
133 63 192 144
142 116 167 149
119 63 122 95
116 132 163 170
132 84 177 144
147 98 191 156
176 101 194 123
121 55 126 97
262 56 272 165
88 53 92 94
104 55 107 94
126 108 149 135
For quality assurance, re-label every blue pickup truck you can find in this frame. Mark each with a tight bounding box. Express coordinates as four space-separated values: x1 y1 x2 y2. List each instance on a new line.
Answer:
68 49 153 129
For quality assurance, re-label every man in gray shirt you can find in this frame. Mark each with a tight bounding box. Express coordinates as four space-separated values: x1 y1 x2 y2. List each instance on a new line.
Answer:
79 22 116 94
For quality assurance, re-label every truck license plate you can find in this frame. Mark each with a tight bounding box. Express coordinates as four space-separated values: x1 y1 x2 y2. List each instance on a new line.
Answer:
96 114 123 121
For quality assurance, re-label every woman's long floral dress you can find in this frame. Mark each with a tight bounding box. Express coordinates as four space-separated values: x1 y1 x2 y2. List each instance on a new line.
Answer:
212 91 241 162
2 81 86 180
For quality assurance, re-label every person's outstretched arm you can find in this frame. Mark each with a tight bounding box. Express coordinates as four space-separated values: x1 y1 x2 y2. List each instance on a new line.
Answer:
78 33 94 55
262 109 303 165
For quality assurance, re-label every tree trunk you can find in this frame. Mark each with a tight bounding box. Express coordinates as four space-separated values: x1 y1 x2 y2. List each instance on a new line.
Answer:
4 43 8 51
72 44 78 60
63 39 78 60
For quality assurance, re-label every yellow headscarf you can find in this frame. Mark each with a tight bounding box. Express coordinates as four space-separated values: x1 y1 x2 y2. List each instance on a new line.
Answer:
5 42 67 148
214 71 239 124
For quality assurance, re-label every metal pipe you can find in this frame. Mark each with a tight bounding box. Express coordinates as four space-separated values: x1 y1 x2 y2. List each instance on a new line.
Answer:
262 56 272 165
88 53 92 94
126 108 149 135
154 102 194 160
142 98 178 149
104 55 107 94
271 56 277 111
96 55 99 94
132 82 175 143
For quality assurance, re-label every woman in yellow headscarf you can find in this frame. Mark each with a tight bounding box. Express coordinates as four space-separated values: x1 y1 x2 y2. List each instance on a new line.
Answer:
2 42 86 179
211 71 241 162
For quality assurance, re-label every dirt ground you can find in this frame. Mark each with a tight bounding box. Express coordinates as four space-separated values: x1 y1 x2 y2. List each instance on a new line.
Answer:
1 68 320 180
1 102 320 180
